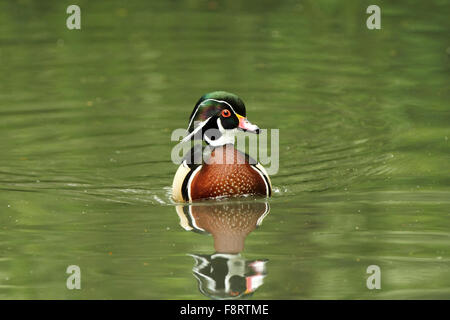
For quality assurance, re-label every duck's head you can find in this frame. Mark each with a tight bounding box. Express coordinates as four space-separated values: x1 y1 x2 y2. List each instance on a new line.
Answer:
182 91 260 146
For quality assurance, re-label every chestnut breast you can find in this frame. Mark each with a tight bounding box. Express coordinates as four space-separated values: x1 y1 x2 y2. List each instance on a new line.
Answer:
190 145 266 200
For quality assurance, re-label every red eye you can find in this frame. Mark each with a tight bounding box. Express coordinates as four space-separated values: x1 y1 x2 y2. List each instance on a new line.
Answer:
221 109 231 117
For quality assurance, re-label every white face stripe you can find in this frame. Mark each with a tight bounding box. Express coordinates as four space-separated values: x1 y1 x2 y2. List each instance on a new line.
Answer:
188 98 240 131
181 116 211 143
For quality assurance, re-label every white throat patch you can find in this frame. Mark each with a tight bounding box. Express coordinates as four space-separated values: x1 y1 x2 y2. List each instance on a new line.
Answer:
204 118 237 147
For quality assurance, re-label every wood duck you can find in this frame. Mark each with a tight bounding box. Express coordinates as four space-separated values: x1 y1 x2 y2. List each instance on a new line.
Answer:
172 91 272 202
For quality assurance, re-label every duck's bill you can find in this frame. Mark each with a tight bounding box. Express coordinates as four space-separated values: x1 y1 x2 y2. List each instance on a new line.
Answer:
237 115 260 134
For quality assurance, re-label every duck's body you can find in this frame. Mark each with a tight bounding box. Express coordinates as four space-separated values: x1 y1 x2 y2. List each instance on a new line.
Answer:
172 144 271 202
172 91 272 202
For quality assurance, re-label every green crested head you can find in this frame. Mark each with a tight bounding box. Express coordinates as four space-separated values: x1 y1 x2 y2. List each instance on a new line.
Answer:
182 91 259 146
187 91 247 132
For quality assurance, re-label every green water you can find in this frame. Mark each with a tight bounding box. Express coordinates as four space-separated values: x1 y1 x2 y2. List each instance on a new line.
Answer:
0 1 449 299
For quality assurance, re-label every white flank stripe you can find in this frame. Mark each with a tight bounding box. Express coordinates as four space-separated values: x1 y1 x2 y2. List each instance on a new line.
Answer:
250 165 270 196
187 165 202 202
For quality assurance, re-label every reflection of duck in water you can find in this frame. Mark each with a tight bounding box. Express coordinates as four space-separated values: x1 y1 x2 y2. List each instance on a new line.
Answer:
176 201 270 299
172 91 272 202
189 253 267 300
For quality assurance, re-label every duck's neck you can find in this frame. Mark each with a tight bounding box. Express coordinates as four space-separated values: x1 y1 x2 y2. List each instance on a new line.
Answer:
204 119 237 147
205 131 236 147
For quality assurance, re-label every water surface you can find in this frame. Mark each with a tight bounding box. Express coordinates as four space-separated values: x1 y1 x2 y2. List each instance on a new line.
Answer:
0 1 449 299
